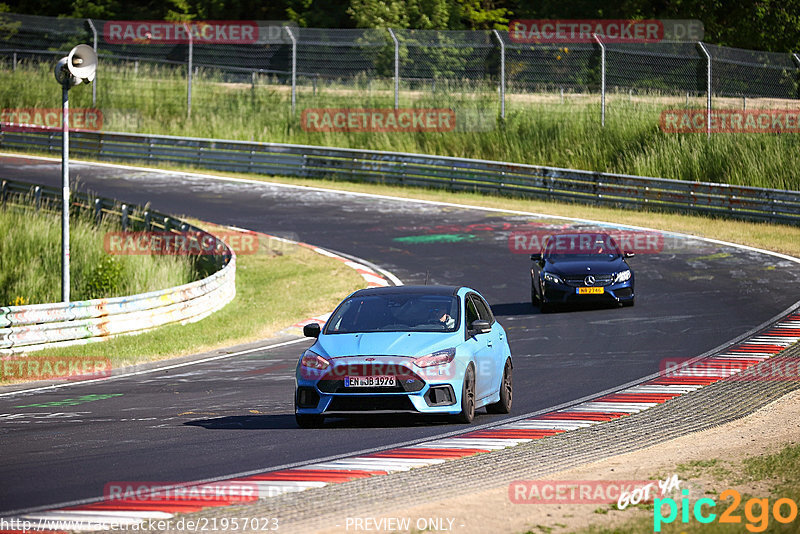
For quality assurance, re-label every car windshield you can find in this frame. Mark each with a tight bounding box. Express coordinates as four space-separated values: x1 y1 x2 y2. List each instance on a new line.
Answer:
544 233 622 261
325 294 460 334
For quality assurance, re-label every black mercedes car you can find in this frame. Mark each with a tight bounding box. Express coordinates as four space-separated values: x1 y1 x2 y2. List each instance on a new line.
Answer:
530 232 635 312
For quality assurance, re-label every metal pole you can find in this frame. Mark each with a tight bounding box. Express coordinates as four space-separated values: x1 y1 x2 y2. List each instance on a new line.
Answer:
698 42 712 138
284 26 297 114
794 54 800 99
87 19 97 107
492 29 505 119
388 29 399 109
185 23 193 118
594 34 605 127
61 84 70 302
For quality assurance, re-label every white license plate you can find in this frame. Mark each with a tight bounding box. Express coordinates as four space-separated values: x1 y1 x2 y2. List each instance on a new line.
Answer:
344 376 396 387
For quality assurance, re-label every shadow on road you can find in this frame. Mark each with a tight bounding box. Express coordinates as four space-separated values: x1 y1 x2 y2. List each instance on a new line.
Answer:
184 413 495 430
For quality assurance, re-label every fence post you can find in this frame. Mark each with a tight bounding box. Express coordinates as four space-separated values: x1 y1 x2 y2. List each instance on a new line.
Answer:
697 42 712 138
388 28 399 109
284 26 297 114
12 51 16 71
185 23 193 119
793 54 800 98
492 29 505 119
593 34 605 127
87 19 98 107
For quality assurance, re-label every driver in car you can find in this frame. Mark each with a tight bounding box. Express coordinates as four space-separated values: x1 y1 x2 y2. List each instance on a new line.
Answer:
428 305 456 329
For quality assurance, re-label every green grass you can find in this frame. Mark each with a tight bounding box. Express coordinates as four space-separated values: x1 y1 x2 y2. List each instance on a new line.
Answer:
28 231 366 369
2 61 799 190
0 202 194 306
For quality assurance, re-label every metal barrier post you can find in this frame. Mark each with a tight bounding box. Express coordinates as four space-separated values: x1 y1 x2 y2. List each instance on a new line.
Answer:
594 34 605 127
388 29 399 109
284 26 297 114
185 23 193 119
492 29 505 119
698 42 712 138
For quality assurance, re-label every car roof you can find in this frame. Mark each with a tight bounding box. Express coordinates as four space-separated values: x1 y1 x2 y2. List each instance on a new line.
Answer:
349 285 462 298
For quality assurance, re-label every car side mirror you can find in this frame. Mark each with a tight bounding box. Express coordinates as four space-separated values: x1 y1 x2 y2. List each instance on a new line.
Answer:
624 251 635 258
530 253 542 261
303 323 321 338
470 319 491 335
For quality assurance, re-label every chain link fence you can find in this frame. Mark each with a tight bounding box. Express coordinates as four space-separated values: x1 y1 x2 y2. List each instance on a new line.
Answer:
1 12 799 129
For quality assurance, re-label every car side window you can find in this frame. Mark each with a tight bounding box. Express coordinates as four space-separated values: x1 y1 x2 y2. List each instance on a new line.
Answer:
472 295 495 324
465 297 480 326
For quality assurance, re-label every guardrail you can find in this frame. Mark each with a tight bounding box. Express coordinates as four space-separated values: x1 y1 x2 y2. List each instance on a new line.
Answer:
0 178 236 354
2 125 800 225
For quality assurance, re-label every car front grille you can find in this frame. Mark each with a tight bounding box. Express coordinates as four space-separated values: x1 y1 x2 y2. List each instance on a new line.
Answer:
317 362 425 393
327 395 417 412
564 274 614 287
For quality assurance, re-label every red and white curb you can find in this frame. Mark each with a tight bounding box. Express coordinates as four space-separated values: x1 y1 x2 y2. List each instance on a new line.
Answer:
8 313 798 531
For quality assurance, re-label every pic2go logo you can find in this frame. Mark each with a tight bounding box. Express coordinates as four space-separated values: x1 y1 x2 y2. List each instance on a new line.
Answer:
654 489 799 532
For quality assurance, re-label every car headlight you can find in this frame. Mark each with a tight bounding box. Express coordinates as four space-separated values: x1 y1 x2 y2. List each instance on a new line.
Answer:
543 272 563 285
300 350 330 370
413 348 456 368
614 270 632 283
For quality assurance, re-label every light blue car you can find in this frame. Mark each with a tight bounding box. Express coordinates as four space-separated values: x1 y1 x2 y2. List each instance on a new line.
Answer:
294 285 513 428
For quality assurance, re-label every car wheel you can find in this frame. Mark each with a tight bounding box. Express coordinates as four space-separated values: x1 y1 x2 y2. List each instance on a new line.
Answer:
531 284 539 307
486 359 512 414
540 301 553 313
453 365 476 424
295 413 324 428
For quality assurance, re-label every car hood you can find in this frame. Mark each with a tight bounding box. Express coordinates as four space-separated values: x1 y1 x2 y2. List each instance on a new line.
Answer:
314 331 459 359
546 257 629 276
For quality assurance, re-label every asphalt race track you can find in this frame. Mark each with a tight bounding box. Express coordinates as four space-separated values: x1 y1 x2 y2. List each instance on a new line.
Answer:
2 154 800 513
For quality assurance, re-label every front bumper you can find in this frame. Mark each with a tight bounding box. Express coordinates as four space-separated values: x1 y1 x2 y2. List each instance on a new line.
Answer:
539 279 634 305
295 358 464 416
